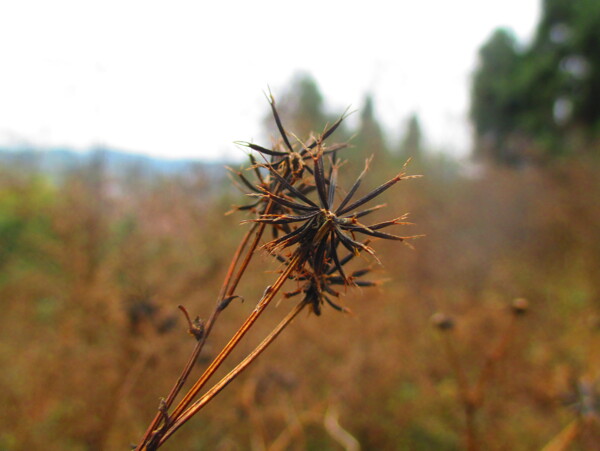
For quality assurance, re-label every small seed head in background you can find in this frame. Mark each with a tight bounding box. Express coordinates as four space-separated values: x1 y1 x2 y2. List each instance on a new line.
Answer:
511 298 529 316
431 312 455 331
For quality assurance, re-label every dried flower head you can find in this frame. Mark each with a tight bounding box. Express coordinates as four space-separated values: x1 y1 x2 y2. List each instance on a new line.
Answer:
234 97 420 314
134 95 422 450
230 96 349 242
252 148 419 281
235 94 349 183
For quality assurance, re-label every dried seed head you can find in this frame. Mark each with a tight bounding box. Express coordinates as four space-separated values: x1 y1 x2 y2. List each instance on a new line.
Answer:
238 95 420 316
431 312 455 331
511 298 529 316
254 150 420 275
562 377 600 417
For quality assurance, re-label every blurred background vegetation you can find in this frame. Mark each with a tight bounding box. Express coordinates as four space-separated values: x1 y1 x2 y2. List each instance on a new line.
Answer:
1 0 600 449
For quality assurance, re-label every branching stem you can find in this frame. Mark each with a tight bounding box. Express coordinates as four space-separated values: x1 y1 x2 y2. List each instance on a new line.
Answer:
167 251 302 423
157 300 307 446
141 251 304 449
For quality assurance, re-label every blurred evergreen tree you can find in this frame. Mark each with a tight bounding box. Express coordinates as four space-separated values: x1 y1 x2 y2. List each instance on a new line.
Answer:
263 73 347 144
264 79 398 169
470 29 523 165
398 113 424 162
471 0 600 165
352 94 388 166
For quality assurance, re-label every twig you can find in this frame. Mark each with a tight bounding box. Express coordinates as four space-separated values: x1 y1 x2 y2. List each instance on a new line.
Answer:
166 251 303 424
541 419 581 451
324 405 361 451
157 300 307 445
134 223 260 450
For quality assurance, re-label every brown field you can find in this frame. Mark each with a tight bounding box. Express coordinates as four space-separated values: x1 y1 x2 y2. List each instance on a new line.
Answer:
1 147 599 450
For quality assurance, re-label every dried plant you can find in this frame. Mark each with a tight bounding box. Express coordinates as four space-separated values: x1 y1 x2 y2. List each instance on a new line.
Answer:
542 317 600 451
431 298 530 451
134 94 420 450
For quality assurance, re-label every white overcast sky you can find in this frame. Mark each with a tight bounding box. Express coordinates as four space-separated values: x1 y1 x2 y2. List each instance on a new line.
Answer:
0 0 540 161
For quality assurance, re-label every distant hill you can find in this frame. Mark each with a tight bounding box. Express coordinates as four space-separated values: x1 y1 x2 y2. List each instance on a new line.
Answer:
0 146 227 180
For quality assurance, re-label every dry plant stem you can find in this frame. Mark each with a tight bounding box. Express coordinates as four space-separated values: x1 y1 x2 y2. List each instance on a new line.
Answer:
166 251 304 427
138 188 282 449
441 334 471 413
541 419 581 451
441 333 477 451
100 347 155 449
178 219 268 397
157 300 307 446
324 406 361 451
441 314 522 451
224 209 270 297
472 314 518 403
240 378 267 451
464 407 478 451
268 407 323 451
170 222 261 401
135 223 261 450
186 198 279 382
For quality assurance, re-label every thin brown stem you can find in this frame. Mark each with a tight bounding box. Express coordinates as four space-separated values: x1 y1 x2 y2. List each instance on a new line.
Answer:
135 223 260 450
141 244 301 451
160 212 271 415
166 251 303 425
472 314 518 403
168 222 261 404
225 211 269 297
137 182 284 450
541 419 582 451
441 333 478 451
440 311 523 451
220 222 261 300
157 300 307 446
219 180 285 304
441 333 471 411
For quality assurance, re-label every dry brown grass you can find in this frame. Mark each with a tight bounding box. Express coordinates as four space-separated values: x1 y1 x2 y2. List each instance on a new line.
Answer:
1 149 600 449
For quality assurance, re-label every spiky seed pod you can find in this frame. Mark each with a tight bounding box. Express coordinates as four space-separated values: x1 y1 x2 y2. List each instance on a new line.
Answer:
237 96 420 314
231 97 349 242
252 147 420 283
235 95 350 184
